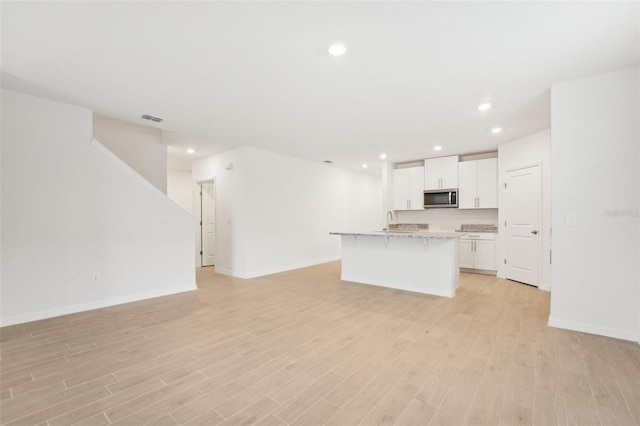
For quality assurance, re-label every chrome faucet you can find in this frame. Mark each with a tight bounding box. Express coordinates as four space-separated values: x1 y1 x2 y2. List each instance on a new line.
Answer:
386 211 394 236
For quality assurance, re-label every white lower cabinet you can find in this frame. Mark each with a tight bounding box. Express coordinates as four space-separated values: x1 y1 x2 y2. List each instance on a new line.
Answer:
459 233 496 271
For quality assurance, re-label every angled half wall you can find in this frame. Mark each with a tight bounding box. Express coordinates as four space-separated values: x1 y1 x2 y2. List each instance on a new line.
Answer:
1 90 196 326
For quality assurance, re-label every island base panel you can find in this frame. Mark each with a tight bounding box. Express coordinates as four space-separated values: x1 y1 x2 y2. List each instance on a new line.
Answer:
339 235 459 298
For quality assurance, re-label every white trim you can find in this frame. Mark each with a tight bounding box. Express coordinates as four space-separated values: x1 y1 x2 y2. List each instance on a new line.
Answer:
0 284 197 327
214 268 237 277
341 274 455 298
460 268 497 276
504 161 543 174
548 316 639 342
538 284 550 292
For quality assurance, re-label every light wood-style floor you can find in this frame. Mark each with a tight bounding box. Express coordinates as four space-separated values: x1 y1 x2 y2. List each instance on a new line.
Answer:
1 262 639 426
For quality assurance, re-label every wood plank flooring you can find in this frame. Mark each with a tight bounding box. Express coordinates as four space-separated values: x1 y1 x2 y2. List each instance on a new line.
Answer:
1 261 639 425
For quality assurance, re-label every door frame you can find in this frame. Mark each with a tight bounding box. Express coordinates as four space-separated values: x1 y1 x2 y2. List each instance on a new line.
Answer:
502 161 543 287
195 178 216 268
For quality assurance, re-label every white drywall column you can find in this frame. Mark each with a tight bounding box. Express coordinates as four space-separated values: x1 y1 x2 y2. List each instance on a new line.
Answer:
1 90 196 326
549 67 639 341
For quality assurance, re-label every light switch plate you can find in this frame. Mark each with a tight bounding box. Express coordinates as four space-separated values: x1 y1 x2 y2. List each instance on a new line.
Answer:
566 212 577 226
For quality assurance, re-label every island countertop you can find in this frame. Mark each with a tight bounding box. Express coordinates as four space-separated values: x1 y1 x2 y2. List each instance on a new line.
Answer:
329 230 464 239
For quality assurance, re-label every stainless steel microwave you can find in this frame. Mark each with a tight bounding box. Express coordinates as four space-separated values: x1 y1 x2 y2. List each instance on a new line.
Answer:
424 189 458 208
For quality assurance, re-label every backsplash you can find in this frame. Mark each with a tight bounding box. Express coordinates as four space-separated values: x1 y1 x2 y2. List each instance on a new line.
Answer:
394 208 498 231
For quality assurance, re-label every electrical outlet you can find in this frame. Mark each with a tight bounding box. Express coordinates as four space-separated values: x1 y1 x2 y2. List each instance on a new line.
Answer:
91 273 101 284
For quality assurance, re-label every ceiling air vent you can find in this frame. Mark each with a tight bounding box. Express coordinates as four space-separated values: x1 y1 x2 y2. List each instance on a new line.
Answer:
141 114 163 122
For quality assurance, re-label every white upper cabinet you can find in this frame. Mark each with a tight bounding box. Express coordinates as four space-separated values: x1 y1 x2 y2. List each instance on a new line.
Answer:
393 166 425 210
458 158 498 209
424 155 459 190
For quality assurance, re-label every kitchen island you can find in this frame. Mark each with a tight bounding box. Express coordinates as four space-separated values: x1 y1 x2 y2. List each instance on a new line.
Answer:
330 231 462 297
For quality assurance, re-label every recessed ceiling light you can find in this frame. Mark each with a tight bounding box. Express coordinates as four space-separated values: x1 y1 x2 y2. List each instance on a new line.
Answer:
434 145 442 151
186 148 195 154
328 43 347 56
491 127 503 134
379 154 387 160
362 164 368 169
478 102 492 111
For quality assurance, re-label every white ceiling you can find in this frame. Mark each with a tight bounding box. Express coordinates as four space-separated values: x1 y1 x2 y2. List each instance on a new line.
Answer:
2 1 638 175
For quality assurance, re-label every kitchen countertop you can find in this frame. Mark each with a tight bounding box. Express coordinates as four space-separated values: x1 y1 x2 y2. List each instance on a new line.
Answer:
330 230 463 239
455 224 498 233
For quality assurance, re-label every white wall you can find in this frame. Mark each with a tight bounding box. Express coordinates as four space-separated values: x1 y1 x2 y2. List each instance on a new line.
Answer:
549 67 639 342
497 129 552 289
192 146 382 278
1 90 196 326
93 114 167 193
167 170 194 214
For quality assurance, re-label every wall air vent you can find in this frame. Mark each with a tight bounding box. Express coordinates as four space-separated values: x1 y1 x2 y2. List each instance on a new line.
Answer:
141 114 163 122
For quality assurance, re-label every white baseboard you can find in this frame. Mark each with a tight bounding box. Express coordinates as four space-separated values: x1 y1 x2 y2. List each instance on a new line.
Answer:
0 284 197 327
548 316 639 342
538 284 550 292
341 274 454 298
214 268 236 277
460 268 497 276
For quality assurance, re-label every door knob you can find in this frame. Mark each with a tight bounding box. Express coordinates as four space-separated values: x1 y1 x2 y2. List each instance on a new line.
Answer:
531 230 538 235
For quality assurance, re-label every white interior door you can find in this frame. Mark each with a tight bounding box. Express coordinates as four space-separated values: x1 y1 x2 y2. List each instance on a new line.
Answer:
504 164 541 286
201 181 216 267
